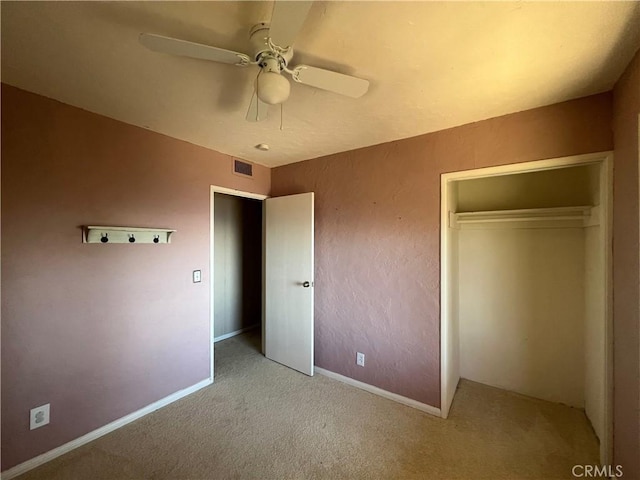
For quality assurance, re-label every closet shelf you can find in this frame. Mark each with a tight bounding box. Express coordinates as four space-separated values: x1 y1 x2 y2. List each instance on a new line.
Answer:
450 206 600 229
83 226 176 244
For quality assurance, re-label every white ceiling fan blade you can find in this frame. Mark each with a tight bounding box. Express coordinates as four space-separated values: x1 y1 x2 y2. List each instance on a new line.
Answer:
269 1 313 49
246 89 270 122
291 65 370 98
139 33 250 66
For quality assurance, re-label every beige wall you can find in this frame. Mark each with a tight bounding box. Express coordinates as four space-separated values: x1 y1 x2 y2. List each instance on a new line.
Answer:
457 164 596 212
459 227 586 407
612 48 640 476
584 224 605 445
443 182 460 414
0 84 270 471
213 193 262 339
272 92 613 407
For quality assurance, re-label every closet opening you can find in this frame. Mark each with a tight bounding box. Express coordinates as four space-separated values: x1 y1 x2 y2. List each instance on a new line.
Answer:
440 152 612 465
210 186 268 376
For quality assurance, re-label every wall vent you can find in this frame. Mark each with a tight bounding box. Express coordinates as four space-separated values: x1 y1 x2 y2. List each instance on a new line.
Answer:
233 159 253 177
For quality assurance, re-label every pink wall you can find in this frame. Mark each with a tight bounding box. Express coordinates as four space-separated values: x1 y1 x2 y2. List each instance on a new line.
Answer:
0 84 269 470
612 48 640 478
271 93 613 408
5 74 637 473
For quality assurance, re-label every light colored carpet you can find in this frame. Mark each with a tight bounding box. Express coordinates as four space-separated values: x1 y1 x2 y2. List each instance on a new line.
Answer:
17 331 599 479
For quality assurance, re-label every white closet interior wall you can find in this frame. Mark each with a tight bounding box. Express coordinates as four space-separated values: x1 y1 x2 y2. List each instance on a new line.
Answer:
443 182 461 409
455 164 602 414
583 164 605 444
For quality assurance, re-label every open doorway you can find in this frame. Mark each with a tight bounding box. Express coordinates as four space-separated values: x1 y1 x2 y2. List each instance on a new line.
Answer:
213 192 262 342
209 186 315 380
210 186 268 377
440 152 613 465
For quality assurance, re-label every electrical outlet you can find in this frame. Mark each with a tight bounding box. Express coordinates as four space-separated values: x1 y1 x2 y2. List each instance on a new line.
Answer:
356 352 365 367
30 404 50 430
193 270 202 283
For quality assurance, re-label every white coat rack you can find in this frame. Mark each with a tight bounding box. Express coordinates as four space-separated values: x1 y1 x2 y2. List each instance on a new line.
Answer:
83 226 176 244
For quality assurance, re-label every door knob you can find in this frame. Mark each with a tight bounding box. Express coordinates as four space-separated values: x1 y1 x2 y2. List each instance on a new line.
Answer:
302 281 311 288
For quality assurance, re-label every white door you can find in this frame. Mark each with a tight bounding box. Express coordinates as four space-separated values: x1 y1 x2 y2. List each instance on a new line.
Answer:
264 192 314 376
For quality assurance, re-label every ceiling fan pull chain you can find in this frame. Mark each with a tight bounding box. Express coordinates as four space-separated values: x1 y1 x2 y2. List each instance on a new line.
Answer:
280 103 284 131
255 70 262 121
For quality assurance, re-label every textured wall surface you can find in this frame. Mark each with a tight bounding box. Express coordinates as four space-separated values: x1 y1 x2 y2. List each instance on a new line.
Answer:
612 49 640 477
271 93 613 408
0 85 270 470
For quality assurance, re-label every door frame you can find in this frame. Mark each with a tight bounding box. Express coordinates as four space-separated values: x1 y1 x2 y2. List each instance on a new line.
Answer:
440 151 613 465
209 185 268 382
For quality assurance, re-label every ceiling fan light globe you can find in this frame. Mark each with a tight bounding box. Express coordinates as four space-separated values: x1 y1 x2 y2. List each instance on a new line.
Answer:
257 71 291 105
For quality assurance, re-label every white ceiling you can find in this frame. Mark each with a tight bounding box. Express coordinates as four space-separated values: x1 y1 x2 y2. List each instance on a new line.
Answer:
2 1 639 167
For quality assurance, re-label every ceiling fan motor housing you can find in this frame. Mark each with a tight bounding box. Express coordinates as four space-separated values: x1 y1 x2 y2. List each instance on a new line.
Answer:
250 23 293 105
249 23 293 68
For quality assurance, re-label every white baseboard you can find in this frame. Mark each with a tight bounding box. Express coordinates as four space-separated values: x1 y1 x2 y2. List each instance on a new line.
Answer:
314 367 442 418
1 378 212 480
214 324 259 343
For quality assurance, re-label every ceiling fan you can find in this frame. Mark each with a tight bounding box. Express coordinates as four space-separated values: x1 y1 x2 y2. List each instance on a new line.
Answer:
139 1 370 122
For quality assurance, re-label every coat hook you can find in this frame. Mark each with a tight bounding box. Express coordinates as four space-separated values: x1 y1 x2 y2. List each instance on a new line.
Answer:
153 235 160 244
100 233 109 243
128 234 136 243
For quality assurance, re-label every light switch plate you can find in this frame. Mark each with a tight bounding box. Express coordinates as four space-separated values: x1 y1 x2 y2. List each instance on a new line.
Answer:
193 270 202 283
